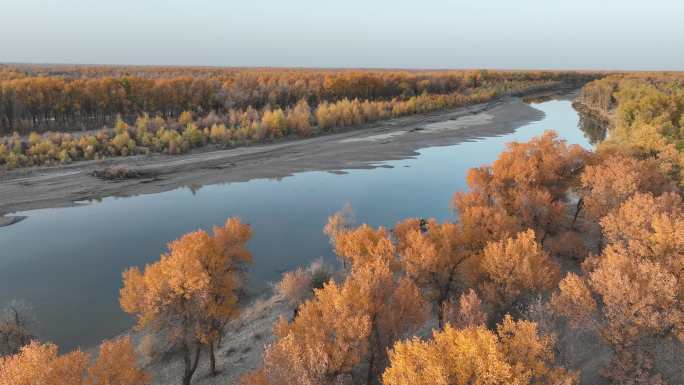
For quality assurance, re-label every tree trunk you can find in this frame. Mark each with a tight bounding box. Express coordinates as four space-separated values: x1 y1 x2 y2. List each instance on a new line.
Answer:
572 197 584 229
540 230 548 246
437 268 457 329
366 351 376 385
209 340 217 376
182 343 201 385
366 317 380 385
438 295 447 330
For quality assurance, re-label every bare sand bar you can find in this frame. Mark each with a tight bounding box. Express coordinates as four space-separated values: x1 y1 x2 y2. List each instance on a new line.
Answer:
0 95 551 221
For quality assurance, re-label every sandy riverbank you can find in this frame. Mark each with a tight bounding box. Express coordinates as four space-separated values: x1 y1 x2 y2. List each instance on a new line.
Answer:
0 92 577 223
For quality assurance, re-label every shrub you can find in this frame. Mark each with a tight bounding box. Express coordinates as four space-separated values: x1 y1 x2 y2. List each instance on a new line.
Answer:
276 268 312 308
209 124 231 144
182 123 205 148
261 109 288 138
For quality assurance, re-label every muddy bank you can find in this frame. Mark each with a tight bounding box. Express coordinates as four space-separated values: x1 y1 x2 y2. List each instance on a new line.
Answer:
0 215 26 227
0 95 554 218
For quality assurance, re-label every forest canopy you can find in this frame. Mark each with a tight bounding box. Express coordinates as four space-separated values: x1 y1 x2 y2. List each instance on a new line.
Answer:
0 66 596 170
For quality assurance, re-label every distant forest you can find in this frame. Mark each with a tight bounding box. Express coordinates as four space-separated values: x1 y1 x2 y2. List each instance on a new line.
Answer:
0 65 595 133
0 65 596 169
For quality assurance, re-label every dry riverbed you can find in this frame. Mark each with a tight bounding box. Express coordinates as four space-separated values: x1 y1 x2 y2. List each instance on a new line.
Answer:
0 95 550 223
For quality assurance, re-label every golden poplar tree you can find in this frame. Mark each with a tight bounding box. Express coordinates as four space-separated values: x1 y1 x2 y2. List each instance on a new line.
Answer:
252 259 428 385
382 316 576 385
479 229 560 317
395 218 469 327
327 222 396 270
0 338 149 385
453 131 588 245
0 342 88 385
87 336 150 385
579 154 674 224
552 193 684 382
119 217 252 385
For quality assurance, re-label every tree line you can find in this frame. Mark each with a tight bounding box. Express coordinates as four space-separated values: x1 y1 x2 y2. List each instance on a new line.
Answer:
577 72 684 186
0 68 595 170
0 65 596 135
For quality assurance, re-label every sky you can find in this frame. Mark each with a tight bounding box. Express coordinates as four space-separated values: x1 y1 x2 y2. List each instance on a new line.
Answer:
1 0 683 70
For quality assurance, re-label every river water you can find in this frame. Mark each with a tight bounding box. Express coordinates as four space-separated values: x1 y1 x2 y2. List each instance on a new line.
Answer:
0 97 593 351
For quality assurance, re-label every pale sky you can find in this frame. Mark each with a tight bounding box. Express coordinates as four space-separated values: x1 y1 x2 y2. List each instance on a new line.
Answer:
1 0 682 70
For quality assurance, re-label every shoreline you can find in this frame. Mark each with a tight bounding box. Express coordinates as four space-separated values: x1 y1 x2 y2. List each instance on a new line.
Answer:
571 99 614 127
0 88 578 223
0 215 26 227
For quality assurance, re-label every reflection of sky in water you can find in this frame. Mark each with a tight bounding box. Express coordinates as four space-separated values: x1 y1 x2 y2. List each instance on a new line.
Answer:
0 99 591 350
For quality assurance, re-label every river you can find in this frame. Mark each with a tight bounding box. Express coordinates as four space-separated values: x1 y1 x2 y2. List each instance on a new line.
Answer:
0 95 594 351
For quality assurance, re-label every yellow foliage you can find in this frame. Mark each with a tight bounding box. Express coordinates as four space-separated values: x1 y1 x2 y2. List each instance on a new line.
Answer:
382 317 576 385
479 229 560 314
87 336 150 385
120 217 252 383
260 259 428 385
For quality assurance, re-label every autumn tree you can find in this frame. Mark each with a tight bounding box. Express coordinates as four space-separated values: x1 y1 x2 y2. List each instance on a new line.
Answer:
453 131 588 245
287 99 312 137
489 131 587 201
443 289 487 329
251 259 429 385
120 217 252 385
552 192 684 383
0 341 88 385
479 229 560 319
0 338 148 385
395 218 469 327
87 336 150 385
323 204 356 248
452 190 520 256
326 222 396 270
579 153 674 227
382 316 576 385
276 259 334 317
276 268 313 311
544 230 590 261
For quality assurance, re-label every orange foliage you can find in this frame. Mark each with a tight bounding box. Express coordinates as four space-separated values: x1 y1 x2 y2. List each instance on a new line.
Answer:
552 192 684 382
0 338 149 385
454 131 588 245
0 65 594 135
276 267 314 308
382 316 576 385
550 273 597 329
479 230 560 316
452 194 521 255
580 154 674 222
444 289 487 329
395 218 468 327
327 223 396 270
545 230 590 261
256 259 429 385
0 341 88 385
119 217 252 384
490 131 588 201
87 337 150 385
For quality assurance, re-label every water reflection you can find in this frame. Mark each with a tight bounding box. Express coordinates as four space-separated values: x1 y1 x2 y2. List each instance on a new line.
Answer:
575 103 609 145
